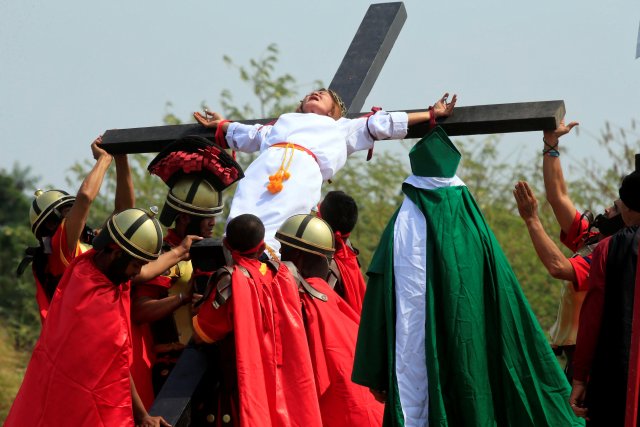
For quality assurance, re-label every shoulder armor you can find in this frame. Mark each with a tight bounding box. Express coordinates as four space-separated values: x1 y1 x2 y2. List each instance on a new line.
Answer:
282 261 328 302
210 265 252 309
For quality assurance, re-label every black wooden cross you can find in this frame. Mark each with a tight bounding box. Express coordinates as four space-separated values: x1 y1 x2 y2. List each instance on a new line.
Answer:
101 3 565 154
114 3 565 425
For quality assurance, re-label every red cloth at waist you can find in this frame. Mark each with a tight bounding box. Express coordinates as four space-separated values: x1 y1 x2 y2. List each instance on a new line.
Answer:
271 142 318 163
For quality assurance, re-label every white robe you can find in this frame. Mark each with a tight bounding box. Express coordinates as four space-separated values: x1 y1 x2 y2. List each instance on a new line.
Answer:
225 111 408 253
393 174 465 427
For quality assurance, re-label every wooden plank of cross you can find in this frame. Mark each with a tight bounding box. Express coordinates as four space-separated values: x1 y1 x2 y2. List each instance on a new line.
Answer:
100 3 565 155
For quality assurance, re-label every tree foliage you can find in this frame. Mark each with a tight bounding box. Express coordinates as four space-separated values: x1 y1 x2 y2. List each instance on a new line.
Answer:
0 167 41 351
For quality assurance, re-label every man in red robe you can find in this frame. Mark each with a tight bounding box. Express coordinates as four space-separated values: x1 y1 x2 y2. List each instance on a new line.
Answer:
22 136 134 323
130 176 222 409
5 208 193 427
192 214 322 427
571 163 640 425
276 214 383 427
319 190 367 315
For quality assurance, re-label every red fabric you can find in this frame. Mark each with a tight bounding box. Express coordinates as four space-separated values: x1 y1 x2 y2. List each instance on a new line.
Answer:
271 142 318 163
626 239 640 426
333 234 366 316
362 106 382 161
301 277 383 427
33 219 85 322
568 254 592 292
48 219 82 277
163 228 183 248
215 120 232 148
148 145 240 187
5 250 134 426
32 271 50 324
194 258 322 427
560 210 591 253
130 321 156 410
574 236 611 382
428 106 436 129
129 228 180 409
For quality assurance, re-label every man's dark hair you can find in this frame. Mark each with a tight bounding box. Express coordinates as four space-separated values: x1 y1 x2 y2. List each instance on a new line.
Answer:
226 214 265 252
319 191 358 234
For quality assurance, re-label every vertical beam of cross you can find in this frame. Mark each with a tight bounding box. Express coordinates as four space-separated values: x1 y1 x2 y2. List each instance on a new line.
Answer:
328 2 406 113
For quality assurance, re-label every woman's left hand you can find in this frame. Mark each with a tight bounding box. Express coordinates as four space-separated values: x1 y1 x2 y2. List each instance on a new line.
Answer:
432 93 457 118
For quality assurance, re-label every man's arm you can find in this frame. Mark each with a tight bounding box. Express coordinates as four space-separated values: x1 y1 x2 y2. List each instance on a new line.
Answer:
542 120 579 234
130 373 171 427
133 235 202 284
131 290 190 324
114 154 135 213
514 181 576 281
64 136 113 255
570 237 610 420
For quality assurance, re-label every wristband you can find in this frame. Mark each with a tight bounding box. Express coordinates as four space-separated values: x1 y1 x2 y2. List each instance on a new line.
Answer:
215 120 232 148
542 137 559 157
428 106 436 130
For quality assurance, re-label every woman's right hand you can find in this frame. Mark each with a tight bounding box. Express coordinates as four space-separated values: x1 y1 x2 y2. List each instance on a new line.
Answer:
193 109 226 128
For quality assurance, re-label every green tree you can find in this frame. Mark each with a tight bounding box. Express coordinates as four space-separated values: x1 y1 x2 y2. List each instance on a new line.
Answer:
0 167 41 350
219 43 317 121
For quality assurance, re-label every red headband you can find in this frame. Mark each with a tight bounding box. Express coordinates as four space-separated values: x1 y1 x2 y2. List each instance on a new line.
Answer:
224 239 265 256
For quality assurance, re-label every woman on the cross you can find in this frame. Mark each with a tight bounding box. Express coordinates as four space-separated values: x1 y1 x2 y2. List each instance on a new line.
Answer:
194 89 456 256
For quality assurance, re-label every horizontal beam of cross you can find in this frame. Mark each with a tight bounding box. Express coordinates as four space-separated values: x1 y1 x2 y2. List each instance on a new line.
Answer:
101 100 565 154
406 100 565 138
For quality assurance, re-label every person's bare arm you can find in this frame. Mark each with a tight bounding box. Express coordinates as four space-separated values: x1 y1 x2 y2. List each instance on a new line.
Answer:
64 136 113 254
130 373 171 427
114 154 135 213
407 93 457 126
131 293 188 324
542 120 579 234
514 181 576 281
133 235 202 284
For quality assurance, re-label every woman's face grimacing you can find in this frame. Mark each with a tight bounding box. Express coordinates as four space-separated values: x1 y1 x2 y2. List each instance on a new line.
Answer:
300 90 337 118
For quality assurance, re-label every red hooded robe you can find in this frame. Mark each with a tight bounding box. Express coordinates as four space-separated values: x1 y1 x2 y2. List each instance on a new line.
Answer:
333 233 367 316
33 218 88 323
193 256 322 427
301 276 383 427
6 249 134 426
130 228 182 409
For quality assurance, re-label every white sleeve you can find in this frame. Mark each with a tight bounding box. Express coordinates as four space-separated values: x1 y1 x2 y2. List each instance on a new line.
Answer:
225 122 272 153
343 111 409 155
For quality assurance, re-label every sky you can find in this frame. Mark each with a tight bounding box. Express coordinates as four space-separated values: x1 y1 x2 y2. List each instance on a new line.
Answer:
1 0 638 200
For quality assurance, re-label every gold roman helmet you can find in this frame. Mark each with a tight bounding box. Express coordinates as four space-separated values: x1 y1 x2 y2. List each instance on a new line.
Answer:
29 189 76 238
92 207 163 261
159 176 224 227
275 214 335 258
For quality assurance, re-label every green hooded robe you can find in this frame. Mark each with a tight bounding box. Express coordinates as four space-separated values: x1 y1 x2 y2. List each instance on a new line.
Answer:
352 129 582 427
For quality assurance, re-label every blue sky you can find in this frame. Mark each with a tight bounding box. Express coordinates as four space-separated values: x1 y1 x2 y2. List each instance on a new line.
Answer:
1 0 638 200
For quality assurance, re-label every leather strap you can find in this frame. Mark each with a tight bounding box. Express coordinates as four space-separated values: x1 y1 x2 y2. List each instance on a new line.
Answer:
282 261 328 302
